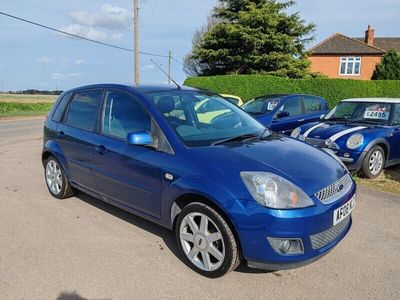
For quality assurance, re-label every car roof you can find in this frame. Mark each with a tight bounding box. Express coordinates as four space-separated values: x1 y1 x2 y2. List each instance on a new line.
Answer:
342 98 400 104
65 83 200 94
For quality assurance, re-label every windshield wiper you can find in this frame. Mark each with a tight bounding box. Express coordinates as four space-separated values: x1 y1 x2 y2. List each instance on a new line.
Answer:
325 117 350 122
211 133 259 146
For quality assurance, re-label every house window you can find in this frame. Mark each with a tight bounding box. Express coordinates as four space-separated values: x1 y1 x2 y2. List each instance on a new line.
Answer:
339 57 361 75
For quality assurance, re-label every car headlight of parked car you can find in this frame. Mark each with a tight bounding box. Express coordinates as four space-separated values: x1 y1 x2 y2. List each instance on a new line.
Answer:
346 133 364 150
241 172 314 209
290 127 301 138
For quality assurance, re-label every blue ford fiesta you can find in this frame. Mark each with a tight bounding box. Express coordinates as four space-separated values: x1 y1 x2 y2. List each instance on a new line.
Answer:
291 98 400 179
242 94 329 134
42 84 355 277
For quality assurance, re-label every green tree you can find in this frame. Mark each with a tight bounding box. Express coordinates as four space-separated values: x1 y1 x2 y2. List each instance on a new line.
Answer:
185 0 315 78
372 50 400 80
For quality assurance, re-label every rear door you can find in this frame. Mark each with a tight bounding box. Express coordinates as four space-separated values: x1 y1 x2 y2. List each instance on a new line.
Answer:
92 90 165 217
304 96 326 123
271 96 304 133
56 89 103 192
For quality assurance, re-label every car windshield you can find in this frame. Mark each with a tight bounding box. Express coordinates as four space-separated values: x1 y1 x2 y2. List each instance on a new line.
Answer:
145 90 266 147
242 96 283 114
324 101 392 125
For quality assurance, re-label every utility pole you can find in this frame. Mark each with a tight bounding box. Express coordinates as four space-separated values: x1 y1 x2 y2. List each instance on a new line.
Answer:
168 50 172 84
134 0 139 84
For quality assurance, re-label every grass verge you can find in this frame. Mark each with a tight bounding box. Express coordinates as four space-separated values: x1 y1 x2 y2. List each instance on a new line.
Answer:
355 166 400 196
0 102 53 118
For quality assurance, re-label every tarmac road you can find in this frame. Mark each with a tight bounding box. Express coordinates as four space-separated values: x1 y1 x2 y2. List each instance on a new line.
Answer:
0 119 399 299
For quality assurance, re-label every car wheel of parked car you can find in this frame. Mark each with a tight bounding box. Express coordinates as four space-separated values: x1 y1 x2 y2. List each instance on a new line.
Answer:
361 145 385 179
175 202 241 278
44 156 74 199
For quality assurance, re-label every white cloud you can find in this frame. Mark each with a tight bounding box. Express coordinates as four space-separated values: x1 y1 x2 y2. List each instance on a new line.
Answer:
59 24 109 41
68 4 132 30
51 72 82 80
36 56 54 64
75 59 86 65
141 64 156 71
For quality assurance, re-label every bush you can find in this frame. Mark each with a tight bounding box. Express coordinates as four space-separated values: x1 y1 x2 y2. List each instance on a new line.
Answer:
184 75 400 107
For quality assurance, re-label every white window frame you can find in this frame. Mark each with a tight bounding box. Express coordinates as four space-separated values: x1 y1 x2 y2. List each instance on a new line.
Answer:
339 57 362 76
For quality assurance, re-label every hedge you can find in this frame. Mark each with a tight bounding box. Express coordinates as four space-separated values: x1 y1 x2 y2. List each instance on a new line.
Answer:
184 75 400 107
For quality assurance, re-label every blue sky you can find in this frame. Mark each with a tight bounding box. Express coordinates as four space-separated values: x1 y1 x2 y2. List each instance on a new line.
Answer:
0 0 399 91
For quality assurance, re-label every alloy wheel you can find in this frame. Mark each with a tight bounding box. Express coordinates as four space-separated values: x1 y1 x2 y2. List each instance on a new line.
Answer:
179 212 225 272
46 160 63 195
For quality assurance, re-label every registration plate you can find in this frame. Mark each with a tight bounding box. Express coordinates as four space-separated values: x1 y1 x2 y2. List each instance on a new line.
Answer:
333 195 355 226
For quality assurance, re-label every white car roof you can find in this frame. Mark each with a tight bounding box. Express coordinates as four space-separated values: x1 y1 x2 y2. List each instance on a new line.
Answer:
342 98 400 104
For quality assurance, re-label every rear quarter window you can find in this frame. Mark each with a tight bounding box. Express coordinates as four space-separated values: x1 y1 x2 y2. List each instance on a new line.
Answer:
52 92 72 122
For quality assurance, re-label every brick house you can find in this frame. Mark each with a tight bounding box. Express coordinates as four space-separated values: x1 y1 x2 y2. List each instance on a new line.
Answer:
308 26 400 80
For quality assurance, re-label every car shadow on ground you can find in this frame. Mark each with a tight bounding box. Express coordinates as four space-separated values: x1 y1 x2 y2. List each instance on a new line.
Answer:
74 191 271 275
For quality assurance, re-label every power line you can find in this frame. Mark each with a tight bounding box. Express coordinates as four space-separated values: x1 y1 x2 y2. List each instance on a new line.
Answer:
0 10 169 58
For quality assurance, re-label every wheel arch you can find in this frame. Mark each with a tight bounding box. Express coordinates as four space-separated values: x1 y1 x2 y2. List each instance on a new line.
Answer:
363 138 390 162
170 193 242 256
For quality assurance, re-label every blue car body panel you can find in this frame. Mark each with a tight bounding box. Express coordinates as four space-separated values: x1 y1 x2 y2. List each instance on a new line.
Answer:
245 94 329 134
42 84 354 269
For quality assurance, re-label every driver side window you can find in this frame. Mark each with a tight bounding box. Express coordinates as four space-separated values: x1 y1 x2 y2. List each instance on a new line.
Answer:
393 104 400 126
276 97 302 117
102 90 151 139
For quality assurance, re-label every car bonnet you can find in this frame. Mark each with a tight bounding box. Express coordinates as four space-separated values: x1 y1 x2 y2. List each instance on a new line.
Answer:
192 135 348 197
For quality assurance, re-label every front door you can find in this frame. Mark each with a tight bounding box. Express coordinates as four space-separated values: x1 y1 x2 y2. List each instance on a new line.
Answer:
388 103 400 161
271 96 304 133
92 90 164 218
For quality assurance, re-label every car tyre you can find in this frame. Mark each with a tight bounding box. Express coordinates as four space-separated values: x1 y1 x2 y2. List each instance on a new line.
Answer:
175 202 241 278
44 156 74 199
361 145 385 179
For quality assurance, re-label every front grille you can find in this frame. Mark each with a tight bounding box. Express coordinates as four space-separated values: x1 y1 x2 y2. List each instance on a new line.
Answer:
310 216 351 249
315 174 353 204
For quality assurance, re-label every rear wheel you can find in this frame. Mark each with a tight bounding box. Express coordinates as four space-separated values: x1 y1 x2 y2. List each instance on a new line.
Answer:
361 145 385 179
175 202 241 278
44 156 74 199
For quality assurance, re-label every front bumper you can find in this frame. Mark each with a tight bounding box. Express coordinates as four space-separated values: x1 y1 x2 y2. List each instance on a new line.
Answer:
231 184 355 270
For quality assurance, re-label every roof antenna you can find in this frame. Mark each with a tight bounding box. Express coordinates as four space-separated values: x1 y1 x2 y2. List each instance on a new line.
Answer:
150 59 181 89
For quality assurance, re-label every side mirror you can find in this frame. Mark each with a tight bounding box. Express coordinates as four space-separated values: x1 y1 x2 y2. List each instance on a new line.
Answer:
320 114 326 120
127 131 153 146
276 111 290 118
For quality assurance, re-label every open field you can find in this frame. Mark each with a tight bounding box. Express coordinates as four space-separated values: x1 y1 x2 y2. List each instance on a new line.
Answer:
0 93 57 103
0 94 56 118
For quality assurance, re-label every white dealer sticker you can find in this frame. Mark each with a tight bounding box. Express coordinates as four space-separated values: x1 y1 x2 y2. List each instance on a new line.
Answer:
363 107 389 120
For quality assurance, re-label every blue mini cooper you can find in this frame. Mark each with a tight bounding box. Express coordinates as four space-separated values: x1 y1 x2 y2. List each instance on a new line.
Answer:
291 98 400 178
242 94 329 134
42 84 355 277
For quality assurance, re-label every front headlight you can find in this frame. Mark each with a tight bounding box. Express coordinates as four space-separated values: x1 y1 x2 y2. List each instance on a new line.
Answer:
346 134 364 150
290 127 301 138
240 172 314 209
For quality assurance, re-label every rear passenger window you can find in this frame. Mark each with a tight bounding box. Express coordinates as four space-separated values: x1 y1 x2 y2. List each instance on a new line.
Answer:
52 92 72 121
102 91 151 139
304 97 322 113
66 90 102 131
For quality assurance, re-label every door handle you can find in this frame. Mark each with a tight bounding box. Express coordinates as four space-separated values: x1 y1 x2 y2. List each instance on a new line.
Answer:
57 131 65 139
95 145 108 155
297 119 305 122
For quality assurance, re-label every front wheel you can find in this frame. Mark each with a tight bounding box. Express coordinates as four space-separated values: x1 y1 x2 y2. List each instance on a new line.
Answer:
361 145 385 179
175 202 241 278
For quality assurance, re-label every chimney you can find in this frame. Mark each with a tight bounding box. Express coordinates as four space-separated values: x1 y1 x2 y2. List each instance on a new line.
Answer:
364 25 375 46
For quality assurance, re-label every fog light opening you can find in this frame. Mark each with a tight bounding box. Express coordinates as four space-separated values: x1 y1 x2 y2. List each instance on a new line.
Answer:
267 237 304 255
